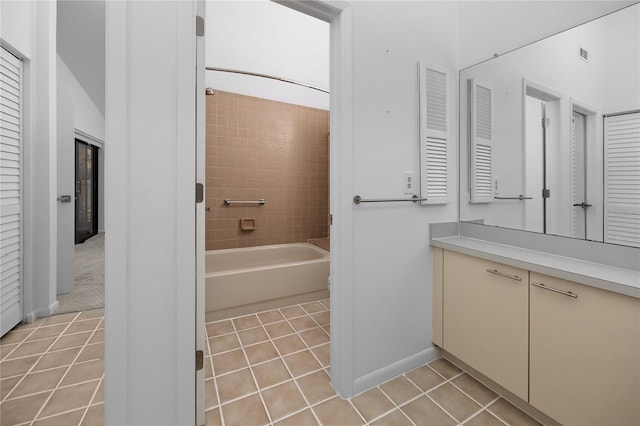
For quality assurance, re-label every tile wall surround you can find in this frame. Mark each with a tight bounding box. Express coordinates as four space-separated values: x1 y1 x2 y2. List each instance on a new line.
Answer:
206 91 329 251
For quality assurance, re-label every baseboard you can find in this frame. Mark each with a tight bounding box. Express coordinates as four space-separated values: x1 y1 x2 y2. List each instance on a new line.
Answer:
352 346 440 397
25 300 60 323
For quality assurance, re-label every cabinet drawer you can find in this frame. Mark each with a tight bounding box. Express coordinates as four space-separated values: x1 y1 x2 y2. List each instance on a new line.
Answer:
443 251 528 400
530 272 640 426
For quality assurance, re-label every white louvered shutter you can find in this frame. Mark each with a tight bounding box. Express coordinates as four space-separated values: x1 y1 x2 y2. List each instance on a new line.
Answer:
604 112 640 247
0 47 23 336
469 79 494 203
419 63 449 205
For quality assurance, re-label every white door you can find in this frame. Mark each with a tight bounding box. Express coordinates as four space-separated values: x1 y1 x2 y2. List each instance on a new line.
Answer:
0 47 23 337
604 112 640 247
571 111 588 239
524 95 544 233
195 2 206 425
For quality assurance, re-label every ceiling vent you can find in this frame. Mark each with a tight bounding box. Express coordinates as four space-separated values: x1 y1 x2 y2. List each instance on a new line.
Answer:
579 46 589 62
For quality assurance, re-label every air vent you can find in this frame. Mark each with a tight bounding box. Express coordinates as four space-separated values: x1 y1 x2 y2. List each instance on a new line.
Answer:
579 46 589 62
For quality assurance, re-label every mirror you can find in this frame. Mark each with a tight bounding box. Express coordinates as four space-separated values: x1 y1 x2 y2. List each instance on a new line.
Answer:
460 4 640 248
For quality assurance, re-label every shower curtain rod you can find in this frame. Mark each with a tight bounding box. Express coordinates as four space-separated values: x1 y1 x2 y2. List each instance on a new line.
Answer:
205 67 330 94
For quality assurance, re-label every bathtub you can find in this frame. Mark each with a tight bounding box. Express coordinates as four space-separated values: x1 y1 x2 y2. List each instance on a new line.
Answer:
205 243 329 321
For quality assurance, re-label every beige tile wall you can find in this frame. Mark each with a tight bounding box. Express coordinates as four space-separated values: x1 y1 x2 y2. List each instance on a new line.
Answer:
206 91 329 250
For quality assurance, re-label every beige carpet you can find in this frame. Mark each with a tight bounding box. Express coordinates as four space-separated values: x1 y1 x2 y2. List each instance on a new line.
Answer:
56 233 105 314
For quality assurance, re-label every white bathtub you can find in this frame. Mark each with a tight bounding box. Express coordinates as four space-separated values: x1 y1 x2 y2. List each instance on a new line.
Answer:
205 243 329 321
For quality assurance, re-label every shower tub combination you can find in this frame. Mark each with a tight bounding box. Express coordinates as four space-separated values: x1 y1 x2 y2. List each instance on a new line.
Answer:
205 243 329 321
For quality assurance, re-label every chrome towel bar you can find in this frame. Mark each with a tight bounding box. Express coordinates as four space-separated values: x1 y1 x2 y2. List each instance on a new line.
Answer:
224 199 265 206
353 195 428 204
494 195 532 200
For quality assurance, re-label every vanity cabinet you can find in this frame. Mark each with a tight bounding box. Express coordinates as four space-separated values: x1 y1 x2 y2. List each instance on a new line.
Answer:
442 251 529 401
529 272 640 426
435 248 640 425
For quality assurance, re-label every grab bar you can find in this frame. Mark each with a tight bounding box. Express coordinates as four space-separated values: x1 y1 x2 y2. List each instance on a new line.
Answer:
224 199 266 206
494 195 532 201
353 195 428 204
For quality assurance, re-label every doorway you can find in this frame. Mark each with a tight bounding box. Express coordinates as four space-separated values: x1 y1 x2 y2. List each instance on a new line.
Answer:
75 139 99 244
523 82 563 236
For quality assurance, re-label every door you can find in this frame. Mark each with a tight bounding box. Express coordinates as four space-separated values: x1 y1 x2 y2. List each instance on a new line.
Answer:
524 96 544 233
195 4 206 425
1 47 23 336
75 140 98 244
530 272 640 425
604 112 640 247
443 251 529 400
571 111 588 238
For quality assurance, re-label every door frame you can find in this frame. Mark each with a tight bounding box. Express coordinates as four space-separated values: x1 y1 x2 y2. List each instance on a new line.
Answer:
273 0 355 397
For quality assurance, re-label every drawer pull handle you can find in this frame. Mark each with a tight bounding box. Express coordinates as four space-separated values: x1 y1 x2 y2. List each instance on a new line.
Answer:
486 269 522 281
531 282 578 299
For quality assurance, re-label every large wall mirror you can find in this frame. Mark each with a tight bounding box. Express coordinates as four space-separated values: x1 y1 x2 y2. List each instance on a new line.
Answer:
460 3 640 248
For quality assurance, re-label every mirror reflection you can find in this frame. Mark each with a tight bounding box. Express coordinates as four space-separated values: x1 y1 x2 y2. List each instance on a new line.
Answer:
460 4 640 248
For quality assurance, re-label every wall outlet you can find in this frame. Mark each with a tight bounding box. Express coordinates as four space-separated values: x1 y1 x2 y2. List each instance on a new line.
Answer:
402 171 417 194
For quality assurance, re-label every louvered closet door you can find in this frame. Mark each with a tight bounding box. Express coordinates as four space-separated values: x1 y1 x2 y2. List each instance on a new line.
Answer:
0 47 23 336
604 112 640 247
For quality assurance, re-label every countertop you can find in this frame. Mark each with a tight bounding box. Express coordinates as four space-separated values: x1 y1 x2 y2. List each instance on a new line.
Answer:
431 235 640 299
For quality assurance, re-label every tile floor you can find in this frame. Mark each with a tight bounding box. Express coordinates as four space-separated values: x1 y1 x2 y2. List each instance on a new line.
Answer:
0 310 104 425
1 299 540 426
203 299 540 426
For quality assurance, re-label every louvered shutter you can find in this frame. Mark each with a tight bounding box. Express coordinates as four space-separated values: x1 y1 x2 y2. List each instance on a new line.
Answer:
1 47 23 336
469 79 493 203
604 112 640 248
419 63 449 205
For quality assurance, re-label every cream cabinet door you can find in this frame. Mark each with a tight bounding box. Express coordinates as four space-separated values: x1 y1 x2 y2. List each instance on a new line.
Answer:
530 272 640 426
443 251 529 400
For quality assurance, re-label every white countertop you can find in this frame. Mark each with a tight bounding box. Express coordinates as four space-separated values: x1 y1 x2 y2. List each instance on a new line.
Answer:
431 236 640 299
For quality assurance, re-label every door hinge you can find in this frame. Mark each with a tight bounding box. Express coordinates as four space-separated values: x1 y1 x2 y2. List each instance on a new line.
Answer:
329 214 333 226
542 118 550 128
196 183 204 203
542 189 550 198
195 350 204 371
196 16 205 37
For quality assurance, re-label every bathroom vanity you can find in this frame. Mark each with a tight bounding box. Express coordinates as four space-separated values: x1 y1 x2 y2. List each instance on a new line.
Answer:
430 222 640 426
437 5 640 424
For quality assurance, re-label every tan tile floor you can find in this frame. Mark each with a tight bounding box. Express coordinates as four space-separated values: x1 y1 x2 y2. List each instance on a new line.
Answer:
1 300 541 426
0 310 104 426
203 299 541 426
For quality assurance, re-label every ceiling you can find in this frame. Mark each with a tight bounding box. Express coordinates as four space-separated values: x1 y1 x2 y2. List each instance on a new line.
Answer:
57 0 105 116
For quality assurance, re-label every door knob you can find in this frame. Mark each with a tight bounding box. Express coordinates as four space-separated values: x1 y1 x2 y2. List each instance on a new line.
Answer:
572 202 592 208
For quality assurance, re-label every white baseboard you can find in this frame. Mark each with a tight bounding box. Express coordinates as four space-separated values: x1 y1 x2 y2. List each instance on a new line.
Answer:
352 346 440 397
25 300 60 323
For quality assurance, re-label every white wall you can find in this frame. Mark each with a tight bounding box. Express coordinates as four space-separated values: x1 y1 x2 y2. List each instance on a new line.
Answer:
1 0 59 321
206 0 329 109
603 4 640 114
57 55 75 295
346 1 459 394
